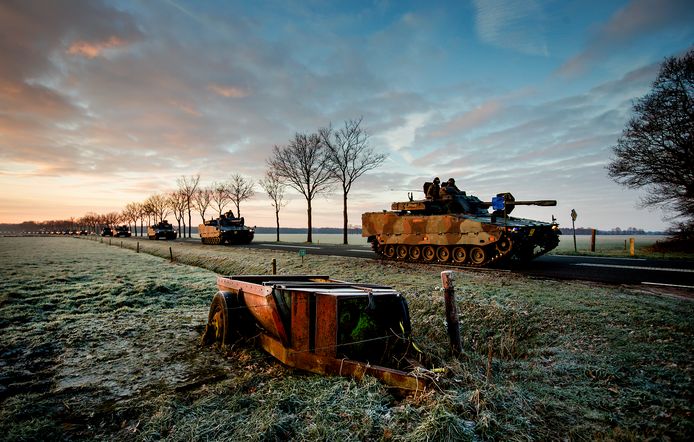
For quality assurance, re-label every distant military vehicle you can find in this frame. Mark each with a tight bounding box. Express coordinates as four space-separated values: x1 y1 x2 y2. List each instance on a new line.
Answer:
114 225 131 237
362 181 560 267
199 211 254 245
100 227 113 237
147 220 177 240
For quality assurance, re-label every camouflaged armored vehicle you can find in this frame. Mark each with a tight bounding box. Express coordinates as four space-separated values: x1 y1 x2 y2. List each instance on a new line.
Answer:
199 211 254 245
361 181 560 267
147 220 177 240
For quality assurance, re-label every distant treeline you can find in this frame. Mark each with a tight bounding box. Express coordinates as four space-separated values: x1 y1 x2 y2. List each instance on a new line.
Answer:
567 227 665 235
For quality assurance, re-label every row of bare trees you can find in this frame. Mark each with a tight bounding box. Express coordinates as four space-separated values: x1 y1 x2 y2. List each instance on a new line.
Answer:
14 118 386 244
267 117 386 243
113 173 257 238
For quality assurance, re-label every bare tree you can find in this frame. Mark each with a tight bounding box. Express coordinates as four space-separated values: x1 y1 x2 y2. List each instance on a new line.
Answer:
123 203 140 236
259 170 288 241
168 190 187 235
177 174 200 238
321 117 387 244
102 211 121 228
228 173 255 218
193 186 214 223
267 132 334 243
210 181 232 217
608 49 694 235
144 194 170 224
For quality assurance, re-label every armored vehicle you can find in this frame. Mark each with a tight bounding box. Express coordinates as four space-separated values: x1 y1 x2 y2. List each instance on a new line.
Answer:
199 211 254 245
362 181 560 267
114 225 131 237
100 226 113 237
147 220 177 240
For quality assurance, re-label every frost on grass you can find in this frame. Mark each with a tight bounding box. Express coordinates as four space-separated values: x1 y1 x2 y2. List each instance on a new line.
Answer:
0 236 692 440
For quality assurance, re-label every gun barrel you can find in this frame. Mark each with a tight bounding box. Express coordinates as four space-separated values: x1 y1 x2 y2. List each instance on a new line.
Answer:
511 200 557 207
481 200 557 207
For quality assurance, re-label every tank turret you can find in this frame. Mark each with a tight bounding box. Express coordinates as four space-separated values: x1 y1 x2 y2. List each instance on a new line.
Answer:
362 182 560 267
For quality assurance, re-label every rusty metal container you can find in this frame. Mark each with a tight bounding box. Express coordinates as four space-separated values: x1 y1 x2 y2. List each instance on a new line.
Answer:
362 184 560 267
201 275 425 394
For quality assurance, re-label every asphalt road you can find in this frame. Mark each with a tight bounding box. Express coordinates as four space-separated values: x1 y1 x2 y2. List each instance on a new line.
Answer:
240 241 694 289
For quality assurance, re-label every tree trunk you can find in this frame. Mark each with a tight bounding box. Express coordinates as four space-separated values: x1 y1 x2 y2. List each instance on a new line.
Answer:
306 200 312 243
342 191 348 245
275 209 280 242
187 209 192 238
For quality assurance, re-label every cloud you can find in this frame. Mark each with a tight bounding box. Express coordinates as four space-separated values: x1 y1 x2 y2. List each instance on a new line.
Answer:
67 36 128 58
208 83 250 98
558 0 694 76
472 0 548 56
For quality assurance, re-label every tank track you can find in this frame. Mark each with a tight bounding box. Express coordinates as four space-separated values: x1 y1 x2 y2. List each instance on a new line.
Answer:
369 241 512 268
201 236 223 245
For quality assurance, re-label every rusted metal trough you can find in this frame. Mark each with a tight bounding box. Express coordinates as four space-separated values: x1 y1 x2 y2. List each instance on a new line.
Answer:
201 275 426 394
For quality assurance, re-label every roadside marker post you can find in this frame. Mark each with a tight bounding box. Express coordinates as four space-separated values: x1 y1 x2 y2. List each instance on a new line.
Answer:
298 249 306 264
441 271 463 357
630 237 635 256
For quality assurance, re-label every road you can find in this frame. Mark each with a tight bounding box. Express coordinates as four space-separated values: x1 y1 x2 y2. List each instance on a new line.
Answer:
237 240 694 289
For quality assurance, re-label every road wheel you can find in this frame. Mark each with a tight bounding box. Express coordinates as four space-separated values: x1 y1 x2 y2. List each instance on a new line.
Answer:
436 246 450 262
408 245 421 261
396 245 408 260
201 291 237 347
422 245 435 262
469 246 486 265
452 246 467 264
496 237 512 254
383 244 396 258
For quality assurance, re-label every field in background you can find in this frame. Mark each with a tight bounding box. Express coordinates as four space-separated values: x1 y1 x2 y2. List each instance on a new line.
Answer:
1 236 692 440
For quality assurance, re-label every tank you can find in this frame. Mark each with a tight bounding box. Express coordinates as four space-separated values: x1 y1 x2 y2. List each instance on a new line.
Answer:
114 225 132 237
361 181 560 267
198 211 254 245
147 220 177 240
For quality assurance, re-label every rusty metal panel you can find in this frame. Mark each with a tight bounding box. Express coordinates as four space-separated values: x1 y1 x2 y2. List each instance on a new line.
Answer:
314 294 337 357
291 291 310 352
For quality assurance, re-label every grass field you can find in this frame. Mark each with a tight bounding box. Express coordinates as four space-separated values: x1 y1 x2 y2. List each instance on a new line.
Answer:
1 236 692 440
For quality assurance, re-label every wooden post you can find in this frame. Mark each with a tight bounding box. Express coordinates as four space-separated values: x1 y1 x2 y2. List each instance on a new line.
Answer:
441 271 462 356
169 247 173 262
120 241 123 248
109 238 112 246
590 229 596 252
272 258 277 275
137 242 139 253
629 237 635 256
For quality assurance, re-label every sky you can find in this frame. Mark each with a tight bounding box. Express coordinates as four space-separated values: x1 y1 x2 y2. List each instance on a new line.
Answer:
1 0 692 231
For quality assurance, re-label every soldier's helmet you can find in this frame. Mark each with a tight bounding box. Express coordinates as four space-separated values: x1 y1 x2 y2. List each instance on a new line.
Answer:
434 177 440 184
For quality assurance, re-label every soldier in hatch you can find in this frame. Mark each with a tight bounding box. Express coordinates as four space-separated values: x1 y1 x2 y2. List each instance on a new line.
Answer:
445 178 462 195
426 177 441 200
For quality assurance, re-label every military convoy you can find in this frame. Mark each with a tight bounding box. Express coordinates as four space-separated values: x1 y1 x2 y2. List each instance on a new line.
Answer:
361 181 560 267
147 220 177 240
198 211 254 245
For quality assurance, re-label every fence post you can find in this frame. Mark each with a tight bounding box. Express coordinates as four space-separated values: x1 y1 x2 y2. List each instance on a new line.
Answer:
137 242 139 253
441 271 463 357
272 258 277 275
169 247 174 262
590 229 596 252
629 237 635 256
